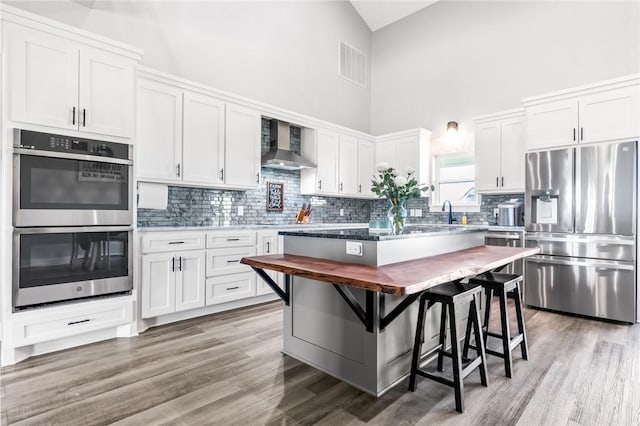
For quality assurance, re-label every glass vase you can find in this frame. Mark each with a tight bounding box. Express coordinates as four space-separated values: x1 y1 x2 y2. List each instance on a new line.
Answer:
387 198 407 234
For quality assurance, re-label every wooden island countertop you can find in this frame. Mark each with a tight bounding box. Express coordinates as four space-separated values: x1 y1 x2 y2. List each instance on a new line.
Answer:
241 245 540 296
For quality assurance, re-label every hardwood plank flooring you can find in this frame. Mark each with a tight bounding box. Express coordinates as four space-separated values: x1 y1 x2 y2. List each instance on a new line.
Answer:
1 301 639 425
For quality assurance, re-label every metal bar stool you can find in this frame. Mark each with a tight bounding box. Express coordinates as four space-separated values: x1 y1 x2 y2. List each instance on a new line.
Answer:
463 272 528 378
408 281 488 413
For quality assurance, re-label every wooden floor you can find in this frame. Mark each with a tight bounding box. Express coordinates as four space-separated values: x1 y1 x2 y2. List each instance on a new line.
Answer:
1 301 639 426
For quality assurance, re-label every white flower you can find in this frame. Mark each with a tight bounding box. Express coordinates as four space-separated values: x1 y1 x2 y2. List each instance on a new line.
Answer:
376 162 390 171
406 167 416 175
394 176 408 186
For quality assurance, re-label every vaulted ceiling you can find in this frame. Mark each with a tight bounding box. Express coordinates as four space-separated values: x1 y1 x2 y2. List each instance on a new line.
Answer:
349 0 438 32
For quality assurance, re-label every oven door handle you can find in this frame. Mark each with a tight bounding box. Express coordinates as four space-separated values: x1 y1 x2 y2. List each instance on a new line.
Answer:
14 226 134 235
14 148 133 165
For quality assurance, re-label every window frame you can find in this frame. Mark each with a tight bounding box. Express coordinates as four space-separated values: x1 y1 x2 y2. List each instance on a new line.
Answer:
430 152 480 212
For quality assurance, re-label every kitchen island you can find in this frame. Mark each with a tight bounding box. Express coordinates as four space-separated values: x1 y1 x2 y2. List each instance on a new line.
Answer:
241 225 538 396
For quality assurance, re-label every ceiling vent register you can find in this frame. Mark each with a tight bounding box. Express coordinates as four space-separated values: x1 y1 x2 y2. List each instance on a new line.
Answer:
339 41 367 87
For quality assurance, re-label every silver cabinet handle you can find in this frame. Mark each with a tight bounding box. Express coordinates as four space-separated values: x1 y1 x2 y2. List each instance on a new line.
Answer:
358 184 362 193
220 169 224 180
501 176 504 187
178 256 182 271
171 256 175 272
256 173 260 183
318 179 322 190
168 241 185 245
226 259 241 263
176 164 181 177
82 108 86 127
72 106 76 125
340 182 343 192
496 177 499 187
68 319 91 326
226 286 240 290
226 238 240 241
266 241 271 253
573 128 576 141
580 127 584 141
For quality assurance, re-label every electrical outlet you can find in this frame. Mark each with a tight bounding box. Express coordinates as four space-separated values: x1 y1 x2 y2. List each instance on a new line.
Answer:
238 206 244 216
346 241 363 256
340 208 344 216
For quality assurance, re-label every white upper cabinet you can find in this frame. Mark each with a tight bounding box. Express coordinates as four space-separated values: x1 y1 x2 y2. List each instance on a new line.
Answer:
224 103 262 189
136 73 262 190
301 128 340 195
474 110 525 194
578 87 639 144
8 25 79 131
338 135 359 195
525 100 578 151
78 47 135 138
524 76 639 150
137 80 183 182
5 23 139 138
357 140 375 197
474 120 502 192
374 129 432 190
182 92 225 186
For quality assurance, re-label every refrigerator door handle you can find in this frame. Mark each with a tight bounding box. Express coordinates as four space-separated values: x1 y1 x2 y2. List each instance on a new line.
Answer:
527 255 635 271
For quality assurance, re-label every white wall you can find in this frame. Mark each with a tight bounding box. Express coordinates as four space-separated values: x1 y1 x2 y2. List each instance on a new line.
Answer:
371 1 640 146
6 0 372 132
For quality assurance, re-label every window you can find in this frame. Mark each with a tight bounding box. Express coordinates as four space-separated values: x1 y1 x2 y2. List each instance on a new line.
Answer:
432 153 478 209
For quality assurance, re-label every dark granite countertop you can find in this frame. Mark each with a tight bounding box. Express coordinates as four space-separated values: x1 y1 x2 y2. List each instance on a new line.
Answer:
278 224 489 241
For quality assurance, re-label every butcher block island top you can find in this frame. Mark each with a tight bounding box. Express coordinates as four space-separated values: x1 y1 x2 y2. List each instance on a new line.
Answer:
241 245 539 296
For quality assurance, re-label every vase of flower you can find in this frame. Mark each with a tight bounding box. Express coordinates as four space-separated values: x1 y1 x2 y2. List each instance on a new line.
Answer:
387 198 407 234
371 162 434 235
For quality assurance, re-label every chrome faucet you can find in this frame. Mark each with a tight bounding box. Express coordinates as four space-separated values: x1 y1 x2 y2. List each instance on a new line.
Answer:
442 200 454 224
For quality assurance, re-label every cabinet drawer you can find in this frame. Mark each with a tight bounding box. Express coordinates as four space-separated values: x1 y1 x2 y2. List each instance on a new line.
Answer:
11 300 133 347
206 273 256 305
142 232 206 254
206 246 255 277
206 232 256 248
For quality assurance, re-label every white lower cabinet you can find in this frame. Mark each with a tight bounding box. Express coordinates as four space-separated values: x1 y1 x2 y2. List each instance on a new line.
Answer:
11 298 133 347
206 273 256 306
256 231 284 296
141 250 205 318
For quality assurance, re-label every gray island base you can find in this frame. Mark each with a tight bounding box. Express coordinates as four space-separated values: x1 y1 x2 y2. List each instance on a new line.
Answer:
280 225 487 397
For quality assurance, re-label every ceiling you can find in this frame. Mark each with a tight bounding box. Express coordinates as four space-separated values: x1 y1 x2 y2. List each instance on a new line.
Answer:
350 1 439 32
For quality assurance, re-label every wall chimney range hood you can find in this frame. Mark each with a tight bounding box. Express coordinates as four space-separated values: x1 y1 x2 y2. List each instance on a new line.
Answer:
261 120 315 171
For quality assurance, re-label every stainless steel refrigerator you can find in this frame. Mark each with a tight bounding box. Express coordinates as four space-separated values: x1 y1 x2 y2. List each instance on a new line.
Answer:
524 141 637 323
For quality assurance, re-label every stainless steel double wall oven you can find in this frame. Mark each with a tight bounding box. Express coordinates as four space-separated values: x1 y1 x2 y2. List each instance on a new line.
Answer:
525 141 637 323
12 130 134 309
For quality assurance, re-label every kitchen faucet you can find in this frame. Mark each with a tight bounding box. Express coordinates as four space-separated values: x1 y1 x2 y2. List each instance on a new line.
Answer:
442 200 455 224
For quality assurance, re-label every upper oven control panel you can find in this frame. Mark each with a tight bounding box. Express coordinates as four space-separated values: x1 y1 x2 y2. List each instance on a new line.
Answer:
14 129 130 160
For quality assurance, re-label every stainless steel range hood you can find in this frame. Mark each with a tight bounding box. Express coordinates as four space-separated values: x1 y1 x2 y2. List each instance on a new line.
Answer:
261 120 315 170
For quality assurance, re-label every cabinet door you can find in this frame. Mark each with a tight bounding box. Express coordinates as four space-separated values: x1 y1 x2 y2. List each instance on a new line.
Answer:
141 252 176 318
182 92 225 185
396 136 419 177
78 47 135 138
316 129 340 193
338 135 359 195
500 116 525 192
224 103 261 188
175 250 206 312
136 80 183 182
8 24 79 130
525 100 579 150
257 232 283 296
357 140 375 197
376 141 397 169
474 121 502 192
579 87 640 144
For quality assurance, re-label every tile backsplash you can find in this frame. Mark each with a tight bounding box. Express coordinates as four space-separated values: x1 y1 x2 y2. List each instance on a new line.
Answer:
137 118 524 228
